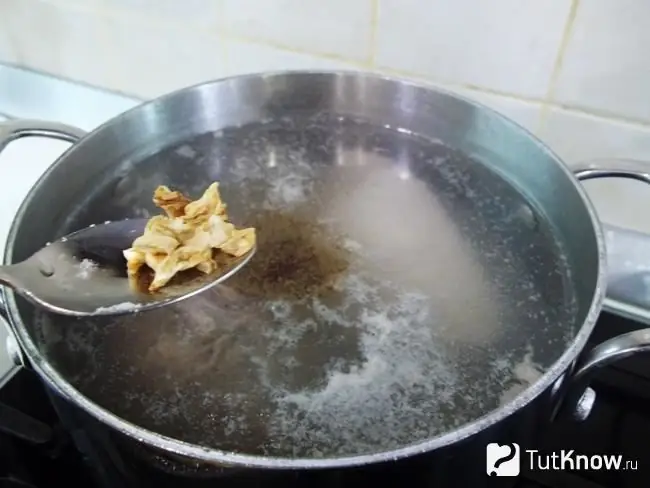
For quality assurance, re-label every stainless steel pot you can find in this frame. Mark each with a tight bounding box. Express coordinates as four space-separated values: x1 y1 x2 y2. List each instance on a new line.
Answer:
1 71 650 471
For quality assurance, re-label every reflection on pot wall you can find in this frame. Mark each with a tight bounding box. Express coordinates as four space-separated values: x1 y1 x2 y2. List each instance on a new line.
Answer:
1 0 650 232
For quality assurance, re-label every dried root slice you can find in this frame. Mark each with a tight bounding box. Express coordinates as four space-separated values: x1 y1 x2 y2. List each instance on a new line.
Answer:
123 182 256 292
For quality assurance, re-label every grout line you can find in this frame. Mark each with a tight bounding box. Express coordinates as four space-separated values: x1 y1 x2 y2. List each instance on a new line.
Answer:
47 0 222 36
377 66 545 103
222 31 367 66
367 0 380 67
214 1 230 76
550 102 650 129
538 0 581 133
453 82 543 104
0 62 144 101
221 34 231 75
57 0 364 67
51 0 359 67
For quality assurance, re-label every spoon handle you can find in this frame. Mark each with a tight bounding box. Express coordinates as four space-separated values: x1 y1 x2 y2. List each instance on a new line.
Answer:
0 265 20 290
0 262 41 301
0 262 53 311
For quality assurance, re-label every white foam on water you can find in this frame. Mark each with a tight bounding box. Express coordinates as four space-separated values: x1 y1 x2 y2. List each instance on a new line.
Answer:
220 126 317 209
247 271 462 456
94 301 141 313
76 258 97 279
342 238 363 252
496 345 544 408
513 346 544 384
266 172 312 206
175 144 196 159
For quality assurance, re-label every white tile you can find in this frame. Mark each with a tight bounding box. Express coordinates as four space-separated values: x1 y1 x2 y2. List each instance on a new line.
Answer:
0 4 18 65
0 0 227 99
0 1 100 86
73 0 222 29
539 108 650 233
221 0 373 61
225 40 361 77
376 0 572 98
554 0 650 122
0 43 16 66
540 109 650 164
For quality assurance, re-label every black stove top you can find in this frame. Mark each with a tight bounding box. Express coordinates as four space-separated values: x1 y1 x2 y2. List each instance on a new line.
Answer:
1 311 648 488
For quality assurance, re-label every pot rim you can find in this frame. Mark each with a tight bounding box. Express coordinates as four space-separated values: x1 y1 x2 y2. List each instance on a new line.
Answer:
1 69 608 469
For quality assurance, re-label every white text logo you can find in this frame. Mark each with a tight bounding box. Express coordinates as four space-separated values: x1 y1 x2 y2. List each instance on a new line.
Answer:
527 450 637 471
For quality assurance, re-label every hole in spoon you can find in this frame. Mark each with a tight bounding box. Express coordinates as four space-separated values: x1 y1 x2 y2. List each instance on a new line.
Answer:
39 267 54 277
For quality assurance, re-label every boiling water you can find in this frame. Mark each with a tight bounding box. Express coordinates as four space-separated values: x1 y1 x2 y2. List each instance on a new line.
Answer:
33 114 577 458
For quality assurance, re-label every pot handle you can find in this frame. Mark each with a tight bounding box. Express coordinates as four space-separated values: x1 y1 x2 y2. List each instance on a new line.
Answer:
0 119 87 369
0 119 86 149
553 158 650 422
0 312 22 386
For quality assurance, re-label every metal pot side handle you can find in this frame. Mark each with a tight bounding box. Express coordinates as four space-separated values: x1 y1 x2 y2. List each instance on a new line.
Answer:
556 158 650 422
0 119 86 150
573 158 650 185
0 119 87 368
0 311 23 386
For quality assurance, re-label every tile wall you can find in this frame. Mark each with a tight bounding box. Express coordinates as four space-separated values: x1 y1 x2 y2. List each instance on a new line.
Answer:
2 0 650 231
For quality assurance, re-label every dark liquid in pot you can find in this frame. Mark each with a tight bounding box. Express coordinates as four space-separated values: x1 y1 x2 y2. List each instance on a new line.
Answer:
33 114 578 458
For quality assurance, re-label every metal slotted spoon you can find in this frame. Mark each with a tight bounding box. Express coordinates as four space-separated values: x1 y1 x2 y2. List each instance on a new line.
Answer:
0 218 255 317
